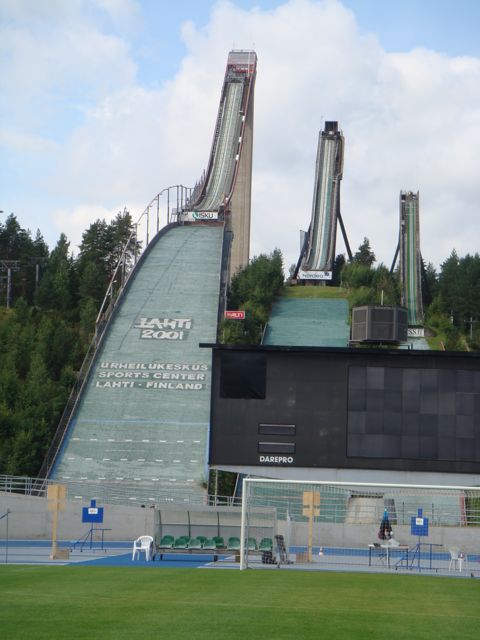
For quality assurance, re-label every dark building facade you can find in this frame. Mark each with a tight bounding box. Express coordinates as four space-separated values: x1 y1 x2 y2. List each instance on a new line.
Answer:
206 345 480 480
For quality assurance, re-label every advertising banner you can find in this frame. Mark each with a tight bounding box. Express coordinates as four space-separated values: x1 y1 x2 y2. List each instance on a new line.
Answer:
297 269 332 281
179 211 219 222
224 310 245 320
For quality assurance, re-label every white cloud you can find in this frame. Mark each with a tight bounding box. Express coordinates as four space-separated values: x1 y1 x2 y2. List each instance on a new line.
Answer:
0 1 137 130
2 0 480 270
53 203 132 254
95 0 140 30
0 128 58 155
0 0 85 23
0 0 139 29
181 0 480 270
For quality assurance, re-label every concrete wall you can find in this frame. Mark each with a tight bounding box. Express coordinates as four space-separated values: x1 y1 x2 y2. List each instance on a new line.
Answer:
2 492 478 554
0 494 247 544
0 493 155 541
276 520 480 554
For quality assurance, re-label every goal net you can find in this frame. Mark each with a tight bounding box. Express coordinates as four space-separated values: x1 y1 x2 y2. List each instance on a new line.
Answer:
239 478 480 570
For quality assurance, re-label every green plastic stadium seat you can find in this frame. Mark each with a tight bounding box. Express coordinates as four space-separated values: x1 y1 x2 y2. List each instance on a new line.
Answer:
227 537 241 550
213 536 225 549
187 537 203 550
246 537 257 551
259 538 273 551
203 538 217 550
173 537 188 549
158 535 175 549
196 536 207 544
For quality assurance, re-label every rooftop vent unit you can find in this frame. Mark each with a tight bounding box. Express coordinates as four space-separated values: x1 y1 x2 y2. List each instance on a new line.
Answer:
351 306 408 344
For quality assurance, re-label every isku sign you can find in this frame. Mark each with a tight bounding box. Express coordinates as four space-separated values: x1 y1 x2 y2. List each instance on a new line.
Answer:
224 310 245 320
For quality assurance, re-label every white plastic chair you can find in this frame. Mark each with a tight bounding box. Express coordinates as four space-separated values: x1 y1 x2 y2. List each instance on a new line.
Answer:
132 535 154 561
449 546 464 571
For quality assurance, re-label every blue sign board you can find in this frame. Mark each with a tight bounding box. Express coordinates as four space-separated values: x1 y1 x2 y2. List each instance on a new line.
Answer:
410 508 429 536
82 499 104 524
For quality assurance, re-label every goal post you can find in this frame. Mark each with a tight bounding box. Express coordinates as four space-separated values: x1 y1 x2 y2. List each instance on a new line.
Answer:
240 478 480 570
239 492 277 570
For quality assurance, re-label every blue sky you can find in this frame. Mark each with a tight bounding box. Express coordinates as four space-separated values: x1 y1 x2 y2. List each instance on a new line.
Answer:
1 0 480 270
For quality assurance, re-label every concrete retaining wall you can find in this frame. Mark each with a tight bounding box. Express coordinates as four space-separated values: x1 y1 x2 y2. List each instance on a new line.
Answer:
0 493 155 541
277 521 480 553
2 492 479 553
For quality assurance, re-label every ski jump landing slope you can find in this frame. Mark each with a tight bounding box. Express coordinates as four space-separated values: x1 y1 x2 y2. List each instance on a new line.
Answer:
52 224 223 502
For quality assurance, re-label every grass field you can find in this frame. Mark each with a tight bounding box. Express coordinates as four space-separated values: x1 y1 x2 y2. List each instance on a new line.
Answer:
1 566 479 639
283 285 349 299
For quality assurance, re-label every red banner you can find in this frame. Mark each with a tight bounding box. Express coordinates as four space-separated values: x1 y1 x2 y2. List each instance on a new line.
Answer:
224 310 245 320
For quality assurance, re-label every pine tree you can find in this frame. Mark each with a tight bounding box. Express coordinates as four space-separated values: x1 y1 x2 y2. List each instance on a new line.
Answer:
353 237 376 267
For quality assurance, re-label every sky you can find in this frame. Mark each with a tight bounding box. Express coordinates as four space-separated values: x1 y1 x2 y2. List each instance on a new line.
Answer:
1 0 480 272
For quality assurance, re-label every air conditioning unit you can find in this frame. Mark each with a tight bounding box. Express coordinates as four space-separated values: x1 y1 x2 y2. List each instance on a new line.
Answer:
351 306 408 344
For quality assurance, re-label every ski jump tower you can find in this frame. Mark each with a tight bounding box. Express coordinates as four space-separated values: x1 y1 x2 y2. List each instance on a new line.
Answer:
295 121 352 281
183 50 256 279
393 191 424 331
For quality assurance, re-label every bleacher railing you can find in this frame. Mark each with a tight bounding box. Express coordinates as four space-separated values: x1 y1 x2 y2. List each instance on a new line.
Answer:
1 474 241 508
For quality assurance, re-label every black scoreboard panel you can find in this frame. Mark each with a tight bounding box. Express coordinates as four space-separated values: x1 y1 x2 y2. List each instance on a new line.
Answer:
207 346 480 473
347 365 480 461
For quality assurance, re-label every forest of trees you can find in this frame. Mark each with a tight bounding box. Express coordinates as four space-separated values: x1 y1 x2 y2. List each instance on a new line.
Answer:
220 249 284 344
427 249 480 349
329 237 480 350
0 212 138 476
0 210 478 479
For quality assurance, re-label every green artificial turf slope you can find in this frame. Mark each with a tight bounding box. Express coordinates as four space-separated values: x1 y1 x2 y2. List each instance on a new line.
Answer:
1 567 479 640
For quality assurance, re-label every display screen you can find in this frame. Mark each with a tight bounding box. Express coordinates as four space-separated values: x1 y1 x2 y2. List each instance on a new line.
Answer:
347 366 480 461
220 351 266 399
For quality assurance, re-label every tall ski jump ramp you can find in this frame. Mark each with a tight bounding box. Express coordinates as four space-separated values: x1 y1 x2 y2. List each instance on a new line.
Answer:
48 51 257 503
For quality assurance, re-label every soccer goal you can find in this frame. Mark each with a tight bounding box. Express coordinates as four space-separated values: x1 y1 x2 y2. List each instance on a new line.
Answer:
239 478 480 570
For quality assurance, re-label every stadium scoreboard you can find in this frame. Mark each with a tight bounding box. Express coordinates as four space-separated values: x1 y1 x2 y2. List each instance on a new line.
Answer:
206 345 480 474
